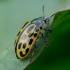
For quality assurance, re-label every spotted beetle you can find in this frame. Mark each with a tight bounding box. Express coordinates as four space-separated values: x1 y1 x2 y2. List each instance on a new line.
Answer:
14 5 54 62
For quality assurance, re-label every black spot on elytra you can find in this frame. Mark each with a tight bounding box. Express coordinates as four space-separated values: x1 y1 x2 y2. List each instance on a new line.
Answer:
28 32 34 37
20 51 25 57
26 48 29 54
28 39 33 45
34 33 37 37
18 43 22 49
23 43 26 49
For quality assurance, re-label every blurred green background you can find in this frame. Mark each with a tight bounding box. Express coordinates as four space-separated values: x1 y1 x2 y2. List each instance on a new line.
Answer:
0 0 70 70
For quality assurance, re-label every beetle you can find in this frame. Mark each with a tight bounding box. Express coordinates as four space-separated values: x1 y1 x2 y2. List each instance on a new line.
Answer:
14 5 53 62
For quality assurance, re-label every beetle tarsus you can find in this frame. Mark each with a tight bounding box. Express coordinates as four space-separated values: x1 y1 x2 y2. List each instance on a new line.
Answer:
46 28 52 33
30 57 32 64
41 32 50 47
45 40 50 47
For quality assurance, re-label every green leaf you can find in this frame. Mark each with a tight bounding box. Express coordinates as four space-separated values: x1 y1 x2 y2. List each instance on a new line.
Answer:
0 0 70 70
25 10 70 70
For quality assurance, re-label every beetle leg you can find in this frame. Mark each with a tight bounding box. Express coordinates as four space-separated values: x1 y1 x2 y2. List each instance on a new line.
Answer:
41 32 46 39
42 14 55 33
41 27 52 33
30 45 36 63
40 32 50 47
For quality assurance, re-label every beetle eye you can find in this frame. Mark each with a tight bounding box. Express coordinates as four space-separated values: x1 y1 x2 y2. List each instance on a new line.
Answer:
43 20 46 23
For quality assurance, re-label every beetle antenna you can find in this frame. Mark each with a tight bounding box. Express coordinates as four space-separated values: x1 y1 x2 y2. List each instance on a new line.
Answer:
42 5 45 18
